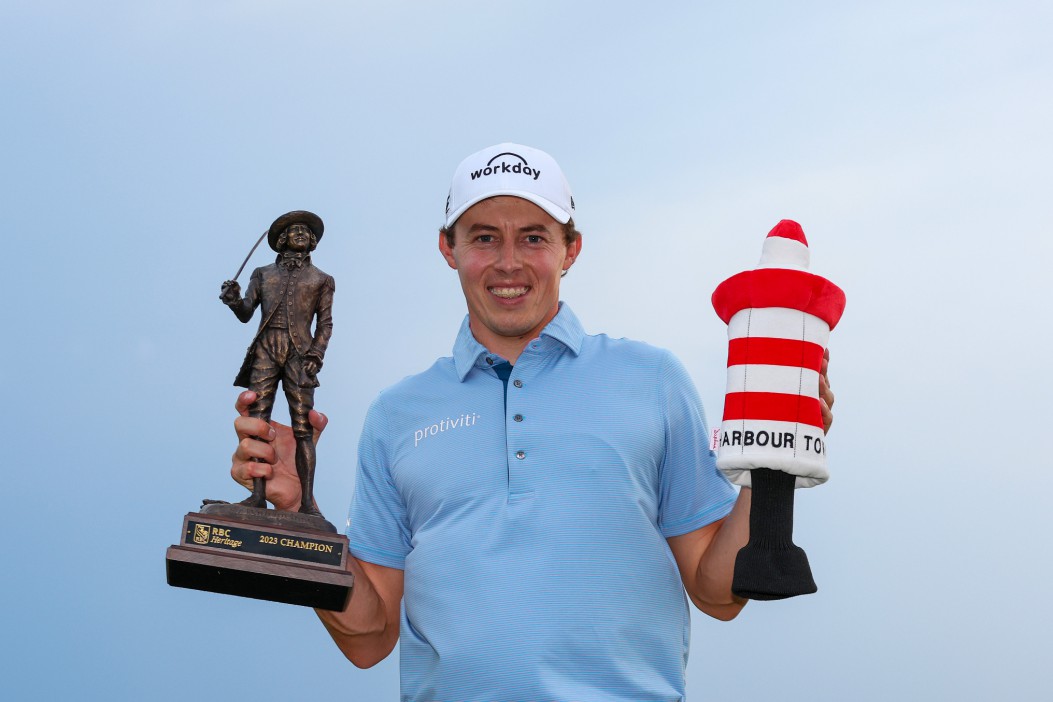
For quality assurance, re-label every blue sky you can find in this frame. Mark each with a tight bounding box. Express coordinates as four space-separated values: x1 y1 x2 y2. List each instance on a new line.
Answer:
3 1 1050 700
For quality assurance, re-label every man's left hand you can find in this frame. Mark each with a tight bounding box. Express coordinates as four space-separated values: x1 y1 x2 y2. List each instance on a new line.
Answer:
820 349 835 434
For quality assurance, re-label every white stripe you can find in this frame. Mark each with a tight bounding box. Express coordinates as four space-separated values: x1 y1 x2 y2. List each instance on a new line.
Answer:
757 237 809 270
714 418 830 488
728 307 831 345
724 364 819 396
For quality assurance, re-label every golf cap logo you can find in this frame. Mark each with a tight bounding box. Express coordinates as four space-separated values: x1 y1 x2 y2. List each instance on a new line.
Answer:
470 151 542 181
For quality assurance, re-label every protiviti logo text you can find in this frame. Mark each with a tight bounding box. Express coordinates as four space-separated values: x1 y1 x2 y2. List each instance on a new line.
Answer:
470 152 541 181
414 412 480 447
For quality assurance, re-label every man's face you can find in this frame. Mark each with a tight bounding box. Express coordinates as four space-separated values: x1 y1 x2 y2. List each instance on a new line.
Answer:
439 196 582 353
284 224 313 252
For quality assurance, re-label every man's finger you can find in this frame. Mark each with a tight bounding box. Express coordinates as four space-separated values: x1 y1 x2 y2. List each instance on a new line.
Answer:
231 455 274 487
234 435 277 465
819 375 835 411
819 367 835 434
309 409 328 443
235 390 258 417
235 415 276 442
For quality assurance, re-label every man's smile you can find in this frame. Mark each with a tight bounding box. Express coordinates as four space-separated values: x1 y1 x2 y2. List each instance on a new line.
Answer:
488 286 530 299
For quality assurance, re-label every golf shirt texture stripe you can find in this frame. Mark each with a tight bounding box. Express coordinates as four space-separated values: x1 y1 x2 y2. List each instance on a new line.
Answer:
348 303 737 702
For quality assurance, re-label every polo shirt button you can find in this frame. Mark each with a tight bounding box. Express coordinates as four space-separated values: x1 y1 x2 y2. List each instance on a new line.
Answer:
515 451 525 459
513 379 523 388
486 357 494 365
513 414 523 422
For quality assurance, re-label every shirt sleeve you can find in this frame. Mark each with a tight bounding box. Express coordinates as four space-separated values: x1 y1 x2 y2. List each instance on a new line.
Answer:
656 351 738 538
346 395 412 569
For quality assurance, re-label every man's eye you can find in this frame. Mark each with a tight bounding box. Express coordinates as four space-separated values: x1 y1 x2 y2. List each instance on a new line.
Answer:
526 235 542 244
477 235 494 243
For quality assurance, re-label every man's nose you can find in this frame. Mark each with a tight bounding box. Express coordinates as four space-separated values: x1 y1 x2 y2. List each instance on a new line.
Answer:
495 240 522 271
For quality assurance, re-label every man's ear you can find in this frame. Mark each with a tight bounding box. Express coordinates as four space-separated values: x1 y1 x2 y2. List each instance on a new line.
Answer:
438 230 458 270
563 235 583 271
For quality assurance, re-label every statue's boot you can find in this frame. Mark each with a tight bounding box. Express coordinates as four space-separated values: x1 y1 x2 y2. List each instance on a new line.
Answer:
239 477 268 509
296 438 324 518
299 503 324 518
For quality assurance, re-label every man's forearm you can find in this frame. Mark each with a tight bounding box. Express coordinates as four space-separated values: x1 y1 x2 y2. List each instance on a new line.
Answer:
694 488 752 619
315 556 400 668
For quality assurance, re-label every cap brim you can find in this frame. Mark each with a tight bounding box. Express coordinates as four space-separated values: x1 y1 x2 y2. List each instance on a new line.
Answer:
445 191 571 229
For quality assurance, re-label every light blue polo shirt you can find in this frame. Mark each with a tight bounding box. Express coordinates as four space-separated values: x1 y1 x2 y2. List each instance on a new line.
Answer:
348 304 736 702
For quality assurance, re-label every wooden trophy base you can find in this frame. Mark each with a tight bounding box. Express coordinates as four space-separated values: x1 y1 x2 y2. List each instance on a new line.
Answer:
166 506 354 611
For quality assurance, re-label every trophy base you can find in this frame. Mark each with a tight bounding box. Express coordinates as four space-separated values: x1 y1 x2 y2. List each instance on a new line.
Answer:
166 510 354 611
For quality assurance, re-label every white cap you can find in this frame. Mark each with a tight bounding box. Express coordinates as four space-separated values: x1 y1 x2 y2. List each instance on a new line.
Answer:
444 143 575 228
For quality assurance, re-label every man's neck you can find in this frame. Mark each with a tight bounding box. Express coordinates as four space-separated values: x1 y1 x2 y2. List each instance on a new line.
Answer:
469 309 559 365
477 334 530 365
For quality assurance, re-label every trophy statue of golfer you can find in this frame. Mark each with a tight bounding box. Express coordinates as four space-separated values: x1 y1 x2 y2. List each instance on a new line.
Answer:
166 210 354 611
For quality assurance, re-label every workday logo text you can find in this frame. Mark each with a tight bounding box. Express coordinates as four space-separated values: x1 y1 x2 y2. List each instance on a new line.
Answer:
470 152 541 181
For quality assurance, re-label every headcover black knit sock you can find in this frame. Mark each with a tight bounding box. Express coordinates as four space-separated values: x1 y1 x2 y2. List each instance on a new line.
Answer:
732 468 817 600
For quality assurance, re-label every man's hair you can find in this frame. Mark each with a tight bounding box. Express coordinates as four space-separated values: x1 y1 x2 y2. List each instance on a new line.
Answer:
277 223 318 251
441 219 581 249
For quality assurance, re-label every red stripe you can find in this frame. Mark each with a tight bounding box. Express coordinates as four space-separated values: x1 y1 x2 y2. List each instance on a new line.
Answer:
711 268 846 328
722 392 824 428
727 337 824 370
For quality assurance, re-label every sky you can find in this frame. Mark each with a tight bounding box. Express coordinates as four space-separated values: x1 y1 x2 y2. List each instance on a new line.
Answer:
2 1 1051 700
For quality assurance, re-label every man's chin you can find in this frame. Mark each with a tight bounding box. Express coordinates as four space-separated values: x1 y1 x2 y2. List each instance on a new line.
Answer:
491 324 537 339
479 314 543 340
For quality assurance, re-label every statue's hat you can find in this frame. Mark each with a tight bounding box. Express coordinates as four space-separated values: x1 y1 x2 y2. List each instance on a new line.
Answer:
268 210 324 251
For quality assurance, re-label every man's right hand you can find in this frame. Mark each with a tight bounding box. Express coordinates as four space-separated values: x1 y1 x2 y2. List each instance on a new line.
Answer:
219 280 241 305
231 390 328 512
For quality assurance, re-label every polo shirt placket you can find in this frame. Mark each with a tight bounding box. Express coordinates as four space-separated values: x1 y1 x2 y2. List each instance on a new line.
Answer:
484 354 545 502
503 337 567 503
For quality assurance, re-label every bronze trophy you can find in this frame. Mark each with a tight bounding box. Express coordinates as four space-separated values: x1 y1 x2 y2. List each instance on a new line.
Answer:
166 211 354 611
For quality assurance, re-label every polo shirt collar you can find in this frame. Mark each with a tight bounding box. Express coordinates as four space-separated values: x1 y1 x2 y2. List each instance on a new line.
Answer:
452 302 585 381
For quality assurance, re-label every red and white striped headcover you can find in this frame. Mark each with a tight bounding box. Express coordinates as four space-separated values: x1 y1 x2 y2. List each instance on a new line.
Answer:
711 220 845 489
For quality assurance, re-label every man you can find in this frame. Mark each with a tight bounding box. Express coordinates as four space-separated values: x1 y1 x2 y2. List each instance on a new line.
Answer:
222 210 334 517
230 145 834 700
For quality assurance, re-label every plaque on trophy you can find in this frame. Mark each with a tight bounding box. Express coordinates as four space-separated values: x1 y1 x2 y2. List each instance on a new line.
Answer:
166 211 354 611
